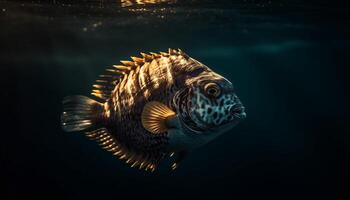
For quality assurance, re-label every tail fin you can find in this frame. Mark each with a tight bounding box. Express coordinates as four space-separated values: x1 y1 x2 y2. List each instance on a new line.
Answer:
61 95 103 132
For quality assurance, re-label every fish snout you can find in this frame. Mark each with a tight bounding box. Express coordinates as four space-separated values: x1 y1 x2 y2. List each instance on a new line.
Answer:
230 104 246 120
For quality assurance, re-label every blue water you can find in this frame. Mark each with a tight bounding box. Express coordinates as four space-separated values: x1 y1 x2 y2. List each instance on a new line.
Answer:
1 0 349 199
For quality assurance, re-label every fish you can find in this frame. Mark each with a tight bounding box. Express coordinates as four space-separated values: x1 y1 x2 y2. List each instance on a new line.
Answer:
61 48 246 172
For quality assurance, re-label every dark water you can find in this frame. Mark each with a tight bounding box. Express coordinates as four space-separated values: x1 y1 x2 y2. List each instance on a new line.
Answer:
1 0 349 199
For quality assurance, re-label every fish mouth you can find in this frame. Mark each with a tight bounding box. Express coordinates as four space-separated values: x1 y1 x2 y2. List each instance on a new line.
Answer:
214 106 245 132
230 104 247 120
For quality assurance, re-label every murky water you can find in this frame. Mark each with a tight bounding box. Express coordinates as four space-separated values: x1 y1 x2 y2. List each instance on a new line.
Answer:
1 0 349 199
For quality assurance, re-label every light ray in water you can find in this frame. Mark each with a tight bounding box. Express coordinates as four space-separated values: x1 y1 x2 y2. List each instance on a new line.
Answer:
121 0 177 7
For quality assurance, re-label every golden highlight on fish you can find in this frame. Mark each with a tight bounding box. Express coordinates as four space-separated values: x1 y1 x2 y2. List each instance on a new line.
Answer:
61 48 246 171
121 0 177 7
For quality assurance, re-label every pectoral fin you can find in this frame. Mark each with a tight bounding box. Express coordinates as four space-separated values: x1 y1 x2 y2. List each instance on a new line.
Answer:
141 101 177 134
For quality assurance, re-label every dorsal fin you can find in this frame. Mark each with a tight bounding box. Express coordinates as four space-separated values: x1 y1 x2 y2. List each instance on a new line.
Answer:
91 48 184 101
85 128 158 172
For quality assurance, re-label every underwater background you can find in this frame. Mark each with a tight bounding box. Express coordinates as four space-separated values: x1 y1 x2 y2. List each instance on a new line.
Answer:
1 0 349 199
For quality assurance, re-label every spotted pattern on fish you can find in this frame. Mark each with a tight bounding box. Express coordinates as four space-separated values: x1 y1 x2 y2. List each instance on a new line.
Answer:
191 87 238 126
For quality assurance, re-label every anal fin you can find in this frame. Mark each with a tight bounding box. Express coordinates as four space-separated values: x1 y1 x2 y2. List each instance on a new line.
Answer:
170 150 188 170
85 127 158 172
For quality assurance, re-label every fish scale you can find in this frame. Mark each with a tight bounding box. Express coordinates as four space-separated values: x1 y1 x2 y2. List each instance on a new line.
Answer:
87 49 198 169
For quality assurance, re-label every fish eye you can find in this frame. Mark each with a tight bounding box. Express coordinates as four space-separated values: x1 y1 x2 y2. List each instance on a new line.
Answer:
204 83 221 98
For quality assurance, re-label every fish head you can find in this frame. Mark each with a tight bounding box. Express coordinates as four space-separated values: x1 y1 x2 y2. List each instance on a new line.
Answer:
183 71 246 135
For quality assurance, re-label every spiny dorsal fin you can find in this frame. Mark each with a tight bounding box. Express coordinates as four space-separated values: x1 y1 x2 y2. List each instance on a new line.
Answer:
150 52 161 59
141 101 176 134
131 56 144 64
85 128 158 172
91 49 184 101
120 60 136 67
159 51 169 57
140 52 153 61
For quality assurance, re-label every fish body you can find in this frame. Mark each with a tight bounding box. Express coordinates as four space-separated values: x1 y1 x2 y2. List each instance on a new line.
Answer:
61 48 246 171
